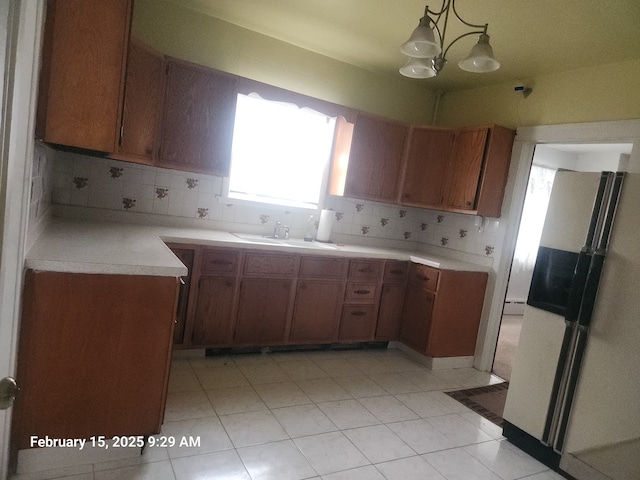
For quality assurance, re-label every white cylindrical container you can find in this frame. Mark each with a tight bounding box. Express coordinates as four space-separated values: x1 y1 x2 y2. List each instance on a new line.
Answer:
316 209 334 242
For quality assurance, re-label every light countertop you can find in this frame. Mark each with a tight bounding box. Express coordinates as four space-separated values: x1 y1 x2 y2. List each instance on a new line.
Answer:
25 217 489 276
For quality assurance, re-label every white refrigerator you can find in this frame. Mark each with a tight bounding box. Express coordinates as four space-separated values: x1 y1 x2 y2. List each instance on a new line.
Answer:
503 170 640 479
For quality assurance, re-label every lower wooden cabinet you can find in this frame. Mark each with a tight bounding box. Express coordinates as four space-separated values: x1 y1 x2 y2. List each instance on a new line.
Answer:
13 270 178 450
291 280 343 343
192 276 237 346
399 282 435 352
234 278 294 345
172 245 487 358
376 260 409 340
400 263 488 357
339 304 377 341
376 283 408 340
168 246 195 345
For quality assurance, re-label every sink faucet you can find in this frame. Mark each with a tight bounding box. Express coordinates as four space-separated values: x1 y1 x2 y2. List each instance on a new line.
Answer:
273 221 290 239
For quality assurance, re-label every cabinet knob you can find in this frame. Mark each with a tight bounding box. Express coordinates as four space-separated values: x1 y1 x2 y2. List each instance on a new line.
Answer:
351 311 367 316
354 289 371 295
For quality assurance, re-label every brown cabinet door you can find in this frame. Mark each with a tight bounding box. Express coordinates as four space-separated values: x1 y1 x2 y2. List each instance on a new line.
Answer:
169 247 195 345
234 278 293 345
446 127 489 212
117 39 164 162
400 127 454 208
399 284 435 353
475 125 516 217
37 0 132 152
345 114 408 202
192 276 237 346
339 305 377 341
291 280 343 343
375 283 406 341
427 270 488 357
159 60 238 176
14 271 177 450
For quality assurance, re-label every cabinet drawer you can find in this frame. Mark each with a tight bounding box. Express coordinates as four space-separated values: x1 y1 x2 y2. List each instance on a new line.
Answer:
202 249 240 274
348 259 383 280
339 305 376 341
383 261 409 283
345 282 377 301
299 256 348 278
408 264 439 292
244 252 298 276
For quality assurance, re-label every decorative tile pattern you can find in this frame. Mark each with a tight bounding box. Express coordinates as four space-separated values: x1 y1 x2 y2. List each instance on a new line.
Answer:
73 177 88 189
49 150 505 264
122 198 136 210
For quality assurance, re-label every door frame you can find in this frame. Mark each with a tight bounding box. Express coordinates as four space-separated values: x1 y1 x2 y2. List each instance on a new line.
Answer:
475 119 640 372
0 1 43 477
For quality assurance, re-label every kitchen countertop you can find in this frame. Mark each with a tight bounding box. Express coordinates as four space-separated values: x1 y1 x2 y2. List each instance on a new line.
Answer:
25 217 490 276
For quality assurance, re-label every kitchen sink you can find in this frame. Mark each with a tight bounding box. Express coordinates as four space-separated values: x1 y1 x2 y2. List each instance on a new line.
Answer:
231 233 338 250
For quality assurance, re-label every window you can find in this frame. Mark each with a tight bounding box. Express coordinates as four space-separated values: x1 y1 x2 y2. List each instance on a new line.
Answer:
227 93 338 209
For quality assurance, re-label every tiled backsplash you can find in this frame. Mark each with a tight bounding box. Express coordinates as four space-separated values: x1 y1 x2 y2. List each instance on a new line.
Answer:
48 147 504 260
29 142 55 234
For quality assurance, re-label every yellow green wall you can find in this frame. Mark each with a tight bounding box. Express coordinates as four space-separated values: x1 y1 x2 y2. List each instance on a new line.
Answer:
436 59 640 128
132 0 437 124
134 0 639 129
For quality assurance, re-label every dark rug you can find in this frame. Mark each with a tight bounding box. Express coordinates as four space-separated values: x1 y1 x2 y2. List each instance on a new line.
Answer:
445 382 509 427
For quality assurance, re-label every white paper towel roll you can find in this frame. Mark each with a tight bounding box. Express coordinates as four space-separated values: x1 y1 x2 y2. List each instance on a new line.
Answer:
316 209 334 242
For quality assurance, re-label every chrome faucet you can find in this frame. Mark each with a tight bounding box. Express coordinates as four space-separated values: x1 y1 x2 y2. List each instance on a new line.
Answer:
273 221 290 239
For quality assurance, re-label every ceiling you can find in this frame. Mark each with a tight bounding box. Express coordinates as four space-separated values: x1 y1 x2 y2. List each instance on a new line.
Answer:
164 0 640 92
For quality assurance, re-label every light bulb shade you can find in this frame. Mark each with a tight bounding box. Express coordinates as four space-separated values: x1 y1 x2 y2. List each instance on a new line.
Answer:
458 34 500 73
400 18 441 58
399 57 437 79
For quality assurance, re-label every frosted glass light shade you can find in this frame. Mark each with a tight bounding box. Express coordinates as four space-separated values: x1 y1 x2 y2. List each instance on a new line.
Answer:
458 33 500 72
400 19 441 58
399 57 437 79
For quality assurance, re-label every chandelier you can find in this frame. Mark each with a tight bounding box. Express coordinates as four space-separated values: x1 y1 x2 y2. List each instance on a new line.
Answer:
399 1 500 79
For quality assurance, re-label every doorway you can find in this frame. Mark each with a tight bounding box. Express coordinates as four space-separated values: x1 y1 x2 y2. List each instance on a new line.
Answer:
492 142 633 382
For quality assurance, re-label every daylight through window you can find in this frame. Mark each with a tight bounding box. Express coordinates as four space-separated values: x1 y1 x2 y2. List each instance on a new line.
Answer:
228 93 337 209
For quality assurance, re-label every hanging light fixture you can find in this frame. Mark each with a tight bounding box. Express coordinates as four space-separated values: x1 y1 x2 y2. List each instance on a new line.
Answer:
400 1 500 78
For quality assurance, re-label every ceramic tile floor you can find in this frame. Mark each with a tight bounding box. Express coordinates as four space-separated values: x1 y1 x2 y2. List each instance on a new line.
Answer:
12 348 567 480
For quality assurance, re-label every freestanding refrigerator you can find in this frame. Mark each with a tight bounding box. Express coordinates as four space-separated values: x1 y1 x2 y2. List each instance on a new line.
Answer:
503 170 640 479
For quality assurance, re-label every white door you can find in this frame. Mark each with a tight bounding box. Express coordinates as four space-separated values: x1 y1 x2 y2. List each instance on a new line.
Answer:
0 1 43 478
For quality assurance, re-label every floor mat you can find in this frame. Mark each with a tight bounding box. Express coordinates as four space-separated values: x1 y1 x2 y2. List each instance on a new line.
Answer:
445 382 509 427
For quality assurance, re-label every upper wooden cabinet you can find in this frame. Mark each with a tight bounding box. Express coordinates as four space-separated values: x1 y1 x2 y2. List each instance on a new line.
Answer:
115 39 165 163
158 60 238 176
400 127 455 209
446 126 489 212
36 0 133 153
444 125 515 217
344 113 409 203
397 124 515 217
